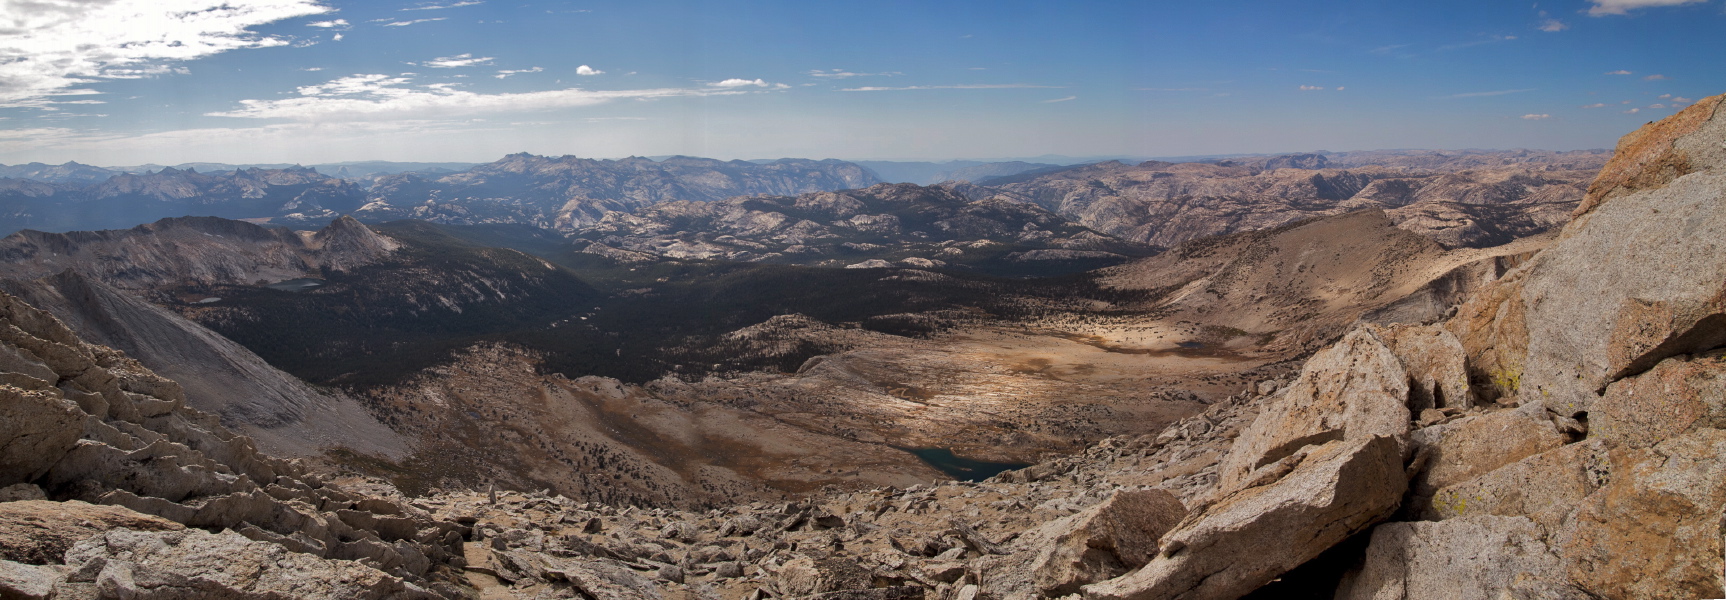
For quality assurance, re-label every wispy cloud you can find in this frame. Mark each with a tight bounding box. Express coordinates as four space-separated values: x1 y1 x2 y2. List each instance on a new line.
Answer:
1438 34 1517 51
576 65 605 76
1040 96 1077 103
1605 70 1633 75
1587 0 1707 16
1446 88 1536 98
495 67 543 79
1521 114 1552 120
383 17 446 27
1370 44 1412 55
840 84 1061 92
1643 74 1669 80
0 0 334 109
424 53 493 68
402 1 482 10
1582 103 1608 108
208 73 767 121
308 19 349 28
711 78 785 88
1624 107 1641 113
1298 85 1325 91
808 69 901 79
1538 19 1569 32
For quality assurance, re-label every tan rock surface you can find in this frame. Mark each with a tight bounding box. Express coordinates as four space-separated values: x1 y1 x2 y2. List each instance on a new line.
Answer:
0 500 183 565
1215 327 1410 492
1561 427 1726 599
1516 94 1726 416
1336 515 1583 600
62 528 437 599
1405 405 1567 514
1083 436 1405 600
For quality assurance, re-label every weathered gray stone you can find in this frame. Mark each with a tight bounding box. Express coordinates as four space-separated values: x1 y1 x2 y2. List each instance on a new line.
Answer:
0 385 86 487
0 559 64 599
0 500 183 565
1335 515 1587 600
1521 154 1726 416
1405 404 1568 514
1216 326 1411 493
1084 435 1405 600
1025 488 1186 597
1373 323 1474 411
62 528 436 599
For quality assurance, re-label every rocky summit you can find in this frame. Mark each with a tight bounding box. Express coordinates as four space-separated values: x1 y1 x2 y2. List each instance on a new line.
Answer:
0 97 1721 600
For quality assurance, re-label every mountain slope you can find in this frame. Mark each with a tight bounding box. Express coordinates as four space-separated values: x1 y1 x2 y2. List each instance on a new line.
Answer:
0 271 407 459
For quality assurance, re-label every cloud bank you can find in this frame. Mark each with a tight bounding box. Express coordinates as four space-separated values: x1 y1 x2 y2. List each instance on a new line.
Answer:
207 73 758 121
0 0 334 109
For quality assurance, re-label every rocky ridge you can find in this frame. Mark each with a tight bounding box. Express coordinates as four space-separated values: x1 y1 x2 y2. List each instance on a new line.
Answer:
0 167 366 234
355 154 880 231
971 155 1603 249
576 183 1154 268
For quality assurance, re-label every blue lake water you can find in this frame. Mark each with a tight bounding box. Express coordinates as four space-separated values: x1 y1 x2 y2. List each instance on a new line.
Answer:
904 447 1030 482
264 278 326 292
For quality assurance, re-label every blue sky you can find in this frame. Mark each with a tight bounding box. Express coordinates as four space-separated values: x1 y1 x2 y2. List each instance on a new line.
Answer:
0 0 1720 165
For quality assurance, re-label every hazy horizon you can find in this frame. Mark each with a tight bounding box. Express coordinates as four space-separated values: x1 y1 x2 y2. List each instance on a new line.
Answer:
1 0 1719 166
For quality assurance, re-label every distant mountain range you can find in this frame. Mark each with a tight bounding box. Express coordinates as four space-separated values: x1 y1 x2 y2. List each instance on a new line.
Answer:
0 148 1612 254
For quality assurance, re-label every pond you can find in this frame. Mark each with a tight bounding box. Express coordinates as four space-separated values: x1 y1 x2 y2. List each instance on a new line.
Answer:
264 278 326 292
903 447 1030 482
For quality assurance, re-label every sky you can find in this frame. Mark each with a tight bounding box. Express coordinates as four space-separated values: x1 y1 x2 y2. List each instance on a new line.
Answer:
0 0 1721 165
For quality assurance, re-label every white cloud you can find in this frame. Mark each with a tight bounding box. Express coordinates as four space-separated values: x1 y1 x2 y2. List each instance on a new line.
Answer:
1521 114 1551 120
402 1 482 10
1582 103 1607 108
1659 93 1672 99
576 65 605 76
1624 107 1641 114
1041 96 1077 103
308 19 348 28
1644 74 1669 80
495 67 544 79
424 54 493 68
1673 96 1694 103
1605 70 1633 75
0 0 333 109
840 83 1061 92
1538 19 1569 31
808 69 900 79
332 33 344 41
1587 0 1707 16
1649 103 1667 108
1298 85 1325 91
712 78 769 88
206 73 760 121
1446 88 1536 98
383 17 446 26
